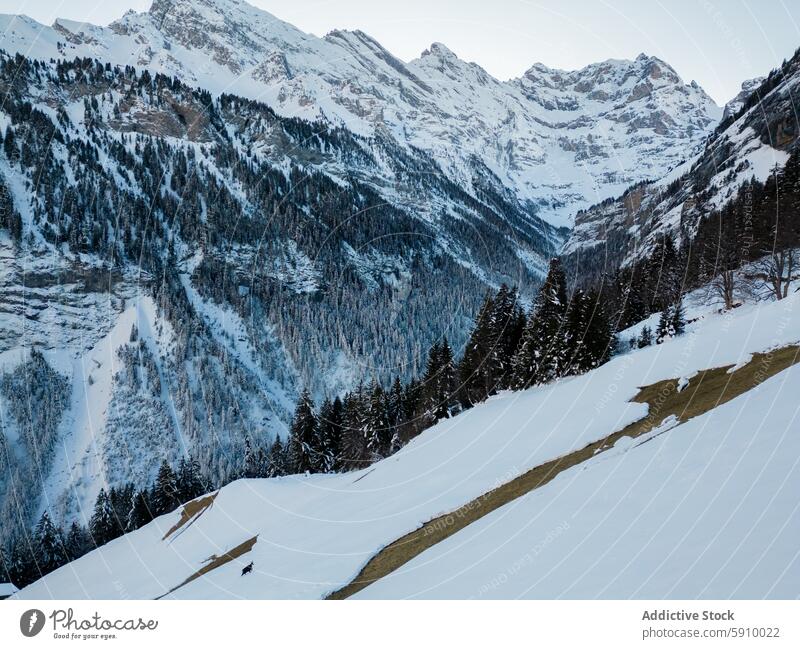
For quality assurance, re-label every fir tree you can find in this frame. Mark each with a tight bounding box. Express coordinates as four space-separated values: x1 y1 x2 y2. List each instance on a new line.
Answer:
512 258 568 387
365 381 389 459
421 341 442 422
288 390 318 474
242 436 259 479
127 490 154 532
176 455 206 502
109 484 133 537
671 298 686 336
491 285 525 390
656 308 671 344
3 126 16 162
655 298 686 344
386 377 404 431
340 385 369 470
573 289 614 372
435 338 456 420
34 512 65 575
64 522 90 561
318 396 343 472
457 293 495 407
8 534 37 588
420 338 456 422
267 437 287 477
89 488 118 547
638 325 653 348
399 378 422 441
0 545 11 584
152 460 179 516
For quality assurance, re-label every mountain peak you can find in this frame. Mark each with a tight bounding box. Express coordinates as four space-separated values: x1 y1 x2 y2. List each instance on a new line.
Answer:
722 75 767 120
421 42 459 59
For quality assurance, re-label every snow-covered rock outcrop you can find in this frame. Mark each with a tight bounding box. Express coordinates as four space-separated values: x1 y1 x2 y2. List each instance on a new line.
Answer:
0 0 721 227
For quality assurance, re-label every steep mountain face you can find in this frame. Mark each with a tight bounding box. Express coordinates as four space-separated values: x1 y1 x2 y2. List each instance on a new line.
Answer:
562 50 800 283
722 76 766 121
0 52 555 538
0 0 721 227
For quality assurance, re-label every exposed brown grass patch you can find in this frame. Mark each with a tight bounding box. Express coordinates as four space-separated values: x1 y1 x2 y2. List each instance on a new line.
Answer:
162 492 218 541
327 345 800 599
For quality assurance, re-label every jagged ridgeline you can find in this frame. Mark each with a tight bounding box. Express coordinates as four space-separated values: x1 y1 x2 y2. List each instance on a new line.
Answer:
562 46 800 286
0 51 562 535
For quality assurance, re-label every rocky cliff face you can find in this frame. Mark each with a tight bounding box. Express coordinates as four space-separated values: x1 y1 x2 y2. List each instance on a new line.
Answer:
562 51 800 283
722 76 766 121
0 0 720 228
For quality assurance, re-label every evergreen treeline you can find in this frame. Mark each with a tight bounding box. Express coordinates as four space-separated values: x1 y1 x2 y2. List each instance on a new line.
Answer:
1 457 207 589
255 268 617 478
598 149 800 331
0 253 685 589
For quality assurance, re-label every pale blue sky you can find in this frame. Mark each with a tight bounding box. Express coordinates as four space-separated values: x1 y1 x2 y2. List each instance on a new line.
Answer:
2 0 798 104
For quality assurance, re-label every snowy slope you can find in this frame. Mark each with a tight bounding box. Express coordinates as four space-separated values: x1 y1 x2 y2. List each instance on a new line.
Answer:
0 0 721 227
356 364 800 599
39 296 183 524
16 290 800 599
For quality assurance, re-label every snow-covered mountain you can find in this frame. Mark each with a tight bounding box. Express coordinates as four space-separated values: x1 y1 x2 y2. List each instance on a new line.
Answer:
722 75 766 121
562 49 800 282
0 0 728 541
0 48 566 538
0 0 721 227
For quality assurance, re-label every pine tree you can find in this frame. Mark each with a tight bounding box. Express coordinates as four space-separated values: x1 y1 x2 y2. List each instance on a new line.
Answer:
267 437 287 477
420 341 442 423
109 484 133 537
0 545 11 584
420 338 456 423
340 385 369 470
655 299 685 344
386 377 403 431
457 293 495 407
242 436 259 479
574 289 614 372
364 381 389 459
176 455 206 502
127 490 154 532
435 338 456 419
399 378 422 441
670 298 686 336
152 460 179 516
491 285 525 390
318 396 343 472
64 522 90 561
288 390 318 474
89 488 118 547
565 288 590 373
656 308 671 344
638 325 653 348
3 126 16 162
8 534 37 588
34 512 65 575
512 258 568 387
